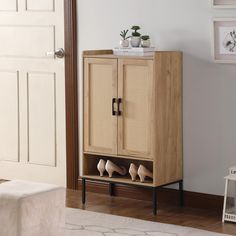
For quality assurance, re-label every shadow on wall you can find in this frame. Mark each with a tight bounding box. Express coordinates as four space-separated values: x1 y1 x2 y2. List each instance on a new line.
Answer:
182 49 236 195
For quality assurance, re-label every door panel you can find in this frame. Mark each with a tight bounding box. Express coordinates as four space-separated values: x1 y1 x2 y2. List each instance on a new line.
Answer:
118 59 154 158
0 71 19 162
27 72 56 166
0 25 55 58
84 58 117 155
26 0 54 11
0 0 66 186
0 0 17 11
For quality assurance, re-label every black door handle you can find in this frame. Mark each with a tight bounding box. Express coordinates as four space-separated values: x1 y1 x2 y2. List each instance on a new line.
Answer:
112 98 117 116
117 98 122 116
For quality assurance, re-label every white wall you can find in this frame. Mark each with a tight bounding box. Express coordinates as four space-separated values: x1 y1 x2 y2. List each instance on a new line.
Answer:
77 0 236 196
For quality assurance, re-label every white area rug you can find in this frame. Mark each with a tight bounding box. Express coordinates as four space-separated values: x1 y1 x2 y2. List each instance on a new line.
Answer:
66 208 231 236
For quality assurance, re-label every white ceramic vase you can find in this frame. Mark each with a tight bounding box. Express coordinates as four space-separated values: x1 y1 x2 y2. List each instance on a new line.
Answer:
141 39 151 48
120 39 129 48
131 36 141 47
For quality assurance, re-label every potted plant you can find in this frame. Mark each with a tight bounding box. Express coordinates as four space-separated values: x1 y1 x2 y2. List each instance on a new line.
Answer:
120 29 130 48
141 35 151 48
131 25 141 47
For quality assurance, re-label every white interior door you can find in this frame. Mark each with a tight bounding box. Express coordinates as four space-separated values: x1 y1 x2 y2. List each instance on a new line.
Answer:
0 0 66 186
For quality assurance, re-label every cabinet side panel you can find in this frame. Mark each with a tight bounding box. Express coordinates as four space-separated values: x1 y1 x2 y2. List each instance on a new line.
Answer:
154 52 183 186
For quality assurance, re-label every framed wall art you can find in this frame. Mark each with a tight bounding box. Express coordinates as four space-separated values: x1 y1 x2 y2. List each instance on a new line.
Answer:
213 18 236 63
212 0 236 8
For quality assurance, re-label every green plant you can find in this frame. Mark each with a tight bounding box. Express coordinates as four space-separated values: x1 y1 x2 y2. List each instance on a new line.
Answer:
131 25 141 37
141 35 150 40
120 29 130 40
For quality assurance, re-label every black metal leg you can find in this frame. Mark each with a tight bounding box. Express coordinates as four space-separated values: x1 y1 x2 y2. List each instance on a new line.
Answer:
152 187 157 215
109 183 115 196
179 180 184 207
82 178 86 204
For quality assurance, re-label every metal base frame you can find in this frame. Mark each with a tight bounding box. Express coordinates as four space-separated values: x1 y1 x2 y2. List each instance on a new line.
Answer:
81 178 184 215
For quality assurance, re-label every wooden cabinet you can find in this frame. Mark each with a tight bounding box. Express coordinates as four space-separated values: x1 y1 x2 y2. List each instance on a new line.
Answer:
84 57 154 159
82 50 183 210
117 59 154 158
84 58 118 155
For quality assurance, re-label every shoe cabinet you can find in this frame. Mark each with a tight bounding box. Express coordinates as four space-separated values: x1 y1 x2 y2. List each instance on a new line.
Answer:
81 50 183 214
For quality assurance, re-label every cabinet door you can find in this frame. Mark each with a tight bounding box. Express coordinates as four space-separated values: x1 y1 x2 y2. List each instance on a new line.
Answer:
118 59 154 158
84 58 118 154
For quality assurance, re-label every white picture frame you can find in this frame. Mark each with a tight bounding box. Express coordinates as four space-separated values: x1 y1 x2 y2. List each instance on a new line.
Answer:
212 18 236 63
212 0 236 8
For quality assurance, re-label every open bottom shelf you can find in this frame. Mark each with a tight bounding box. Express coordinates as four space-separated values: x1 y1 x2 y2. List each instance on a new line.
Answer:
82 175 154 187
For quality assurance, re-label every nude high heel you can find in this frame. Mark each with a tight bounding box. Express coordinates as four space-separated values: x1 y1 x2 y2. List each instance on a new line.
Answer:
97 159 106 177
129 163 138 181
137 165 153 183
105 160 127 178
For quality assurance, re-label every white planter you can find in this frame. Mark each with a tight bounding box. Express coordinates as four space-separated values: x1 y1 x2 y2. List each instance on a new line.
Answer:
120 39 129 48
130 37 141 47
141 39 151 48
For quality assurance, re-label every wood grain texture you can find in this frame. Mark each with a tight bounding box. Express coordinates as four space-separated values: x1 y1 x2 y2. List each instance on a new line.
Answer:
118 59 154 159
83 54 154 60
82 175 153 187
83 58 118 154
83 151 154 162
82 50 183 188
64 0 79 189
83 50 113 56
66 190 236 236
82 153 153 180
154 52 183 186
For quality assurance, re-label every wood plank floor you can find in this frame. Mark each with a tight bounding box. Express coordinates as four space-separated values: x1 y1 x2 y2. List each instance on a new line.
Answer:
67 189 236 235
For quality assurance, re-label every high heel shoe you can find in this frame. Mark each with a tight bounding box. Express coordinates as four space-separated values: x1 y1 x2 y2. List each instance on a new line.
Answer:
97 159 106 177
105 160 127 178
129 163 138 181
137 165 153 183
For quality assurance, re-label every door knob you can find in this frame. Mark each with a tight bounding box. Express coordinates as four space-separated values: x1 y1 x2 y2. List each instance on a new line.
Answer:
46 48 65 58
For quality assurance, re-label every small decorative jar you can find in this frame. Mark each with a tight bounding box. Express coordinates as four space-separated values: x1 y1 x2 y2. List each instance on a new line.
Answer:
130 36 141 47
141 35 151 48
120 39 129 48
141 39 151 48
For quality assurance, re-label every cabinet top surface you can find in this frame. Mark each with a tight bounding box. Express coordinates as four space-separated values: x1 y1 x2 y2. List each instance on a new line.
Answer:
83 50 182 60
83 53 154 60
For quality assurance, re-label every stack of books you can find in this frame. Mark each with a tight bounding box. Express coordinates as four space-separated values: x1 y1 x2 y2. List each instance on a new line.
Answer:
113 47 155 56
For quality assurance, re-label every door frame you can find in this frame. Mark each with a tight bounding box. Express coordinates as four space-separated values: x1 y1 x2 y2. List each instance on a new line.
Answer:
64 0 79 189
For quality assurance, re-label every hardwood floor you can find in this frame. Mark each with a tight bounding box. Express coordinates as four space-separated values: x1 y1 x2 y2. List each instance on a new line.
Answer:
67 189 236 235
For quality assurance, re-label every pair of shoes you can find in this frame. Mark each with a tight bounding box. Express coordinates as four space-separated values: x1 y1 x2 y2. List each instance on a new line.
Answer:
97 159 153 183
97 160 127 178
129 163 153 183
